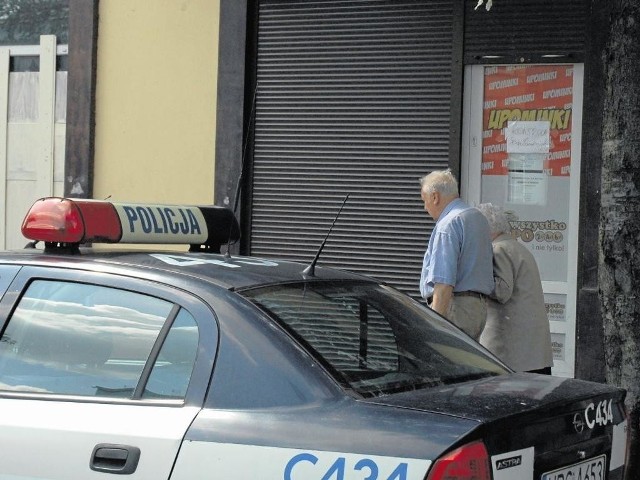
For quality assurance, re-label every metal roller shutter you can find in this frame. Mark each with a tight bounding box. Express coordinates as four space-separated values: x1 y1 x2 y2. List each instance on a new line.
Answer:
464 0 586 64
250 0 455 298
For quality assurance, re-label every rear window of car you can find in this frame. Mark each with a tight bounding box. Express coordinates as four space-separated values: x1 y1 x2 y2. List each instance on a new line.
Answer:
242 281 508 397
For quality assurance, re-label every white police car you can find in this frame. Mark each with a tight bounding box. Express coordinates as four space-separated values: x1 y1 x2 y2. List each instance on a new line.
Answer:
0 197 628 479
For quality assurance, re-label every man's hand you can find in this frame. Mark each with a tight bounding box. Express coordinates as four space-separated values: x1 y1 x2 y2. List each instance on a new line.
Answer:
431 283 454 318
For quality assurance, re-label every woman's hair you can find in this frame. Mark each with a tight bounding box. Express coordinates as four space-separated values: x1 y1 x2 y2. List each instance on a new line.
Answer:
419 169 459 196
477 203 515 236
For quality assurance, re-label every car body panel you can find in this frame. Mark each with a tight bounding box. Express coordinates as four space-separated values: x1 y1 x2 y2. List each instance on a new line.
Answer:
185 399 479 459
0 248 361 290
371 372 625 422
0 399 199 479
170 440 433 480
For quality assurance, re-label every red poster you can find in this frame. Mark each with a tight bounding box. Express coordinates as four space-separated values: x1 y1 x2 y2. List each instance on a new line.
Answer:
481 65 573 177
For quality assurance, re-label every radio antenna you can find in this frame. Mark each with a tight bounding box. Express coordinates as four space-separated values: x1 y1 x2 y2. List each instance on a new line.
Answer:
225 81 259 258
302 194 350 277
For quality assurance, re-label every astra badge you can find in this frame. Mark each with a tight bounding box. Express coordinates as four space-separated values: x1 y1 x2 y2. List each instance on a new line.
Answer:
496 456 522 470
573 412 585 433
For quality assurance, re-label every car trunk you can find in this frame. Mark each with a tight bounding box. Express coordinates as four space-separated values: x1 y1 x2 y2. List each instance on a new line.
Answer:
367 373 627 479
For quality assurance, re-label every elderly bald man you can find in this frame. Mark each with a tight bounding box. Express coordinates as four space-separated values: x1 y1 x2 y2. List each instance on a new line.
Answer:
419 169 494 340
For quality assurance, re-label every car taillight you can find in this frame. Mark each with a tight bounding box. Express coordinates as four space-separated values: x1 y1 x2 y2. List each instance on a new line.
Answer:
426 441 491 480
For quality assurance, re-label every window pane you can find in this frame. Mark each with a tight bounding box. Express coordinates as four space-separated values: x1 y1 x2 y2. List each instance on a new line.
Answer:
0 0 69 46
243 281 508 397
143 309 199 400
0 280 173 398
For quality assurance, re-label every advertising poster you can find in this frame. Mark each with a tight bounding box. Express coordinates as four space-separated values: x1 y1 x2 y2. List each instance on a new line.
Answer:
479 65 574 283
481 65 572 177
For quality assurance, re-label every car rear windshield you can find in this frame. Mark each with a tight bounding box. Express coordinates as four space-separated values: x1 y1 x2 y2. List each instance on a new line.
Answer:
241 281 508 397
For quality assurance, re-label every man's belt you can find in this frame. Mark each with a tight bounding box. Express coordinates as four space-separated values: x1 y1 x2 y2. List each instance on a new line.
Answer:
454 291 484 299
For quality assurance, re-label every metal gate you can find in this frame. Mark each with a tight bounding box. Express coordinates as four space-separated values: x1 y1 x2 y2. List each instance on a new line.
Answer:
250 0 455 297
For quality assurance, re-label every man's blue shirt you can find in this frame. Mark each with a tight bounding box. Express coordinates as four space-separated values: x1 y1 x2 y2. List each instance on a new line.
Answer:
420 198 494 299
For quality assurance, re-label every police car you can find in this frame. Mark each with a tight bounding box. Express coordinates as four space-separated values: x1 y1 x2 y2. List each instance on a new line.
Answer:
0 197 628 480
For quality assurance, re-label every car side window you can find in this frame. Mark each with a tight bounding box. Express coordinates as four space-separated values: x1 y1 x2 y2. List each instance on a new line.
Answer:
0 280 197 400
143 309 199 399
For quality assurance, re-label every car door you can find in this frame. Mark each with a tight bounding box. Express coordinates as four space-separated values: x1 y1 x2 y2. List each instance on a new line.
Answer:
0 266 218 480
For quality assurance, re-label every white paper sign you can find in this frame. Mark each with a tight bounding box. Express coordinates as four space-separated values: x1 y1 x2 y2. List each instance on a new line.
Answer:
507 171 547 205
506 121 550 153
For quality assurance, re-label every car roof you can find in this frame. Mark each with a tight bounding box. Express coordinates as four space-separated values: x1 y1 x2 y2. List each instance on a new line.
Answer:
0 247 370 290
11 197 371 290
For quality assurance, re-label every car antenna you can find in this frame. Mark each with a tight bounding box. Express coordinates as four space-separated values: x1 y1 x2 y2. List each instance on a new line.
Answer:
303 194 350 277
225 81 259 259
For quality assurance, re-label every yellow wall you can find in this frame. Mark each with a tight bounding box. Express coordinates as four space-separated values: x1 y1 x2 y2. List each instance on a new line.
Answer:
94 0 219 205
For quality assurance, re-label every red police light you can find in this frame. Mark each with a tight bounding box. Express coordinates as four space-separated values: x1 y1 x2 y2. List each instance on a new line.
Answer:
22 198 123 244
21 197 240 251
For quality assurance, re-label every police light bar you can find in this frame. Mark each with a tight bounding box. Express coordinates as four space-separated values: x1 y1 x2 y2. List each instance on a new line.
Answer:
21 197 240 251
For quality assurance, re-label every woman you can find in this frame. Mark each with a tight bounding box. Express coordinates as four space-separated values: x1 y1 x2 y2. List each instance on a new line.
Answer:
477 203 553 374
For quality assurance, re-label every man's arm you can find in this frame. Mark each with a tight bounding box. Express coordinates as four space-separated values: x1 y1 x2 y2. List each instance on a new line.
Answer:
492 245 514 304
431 282 454 317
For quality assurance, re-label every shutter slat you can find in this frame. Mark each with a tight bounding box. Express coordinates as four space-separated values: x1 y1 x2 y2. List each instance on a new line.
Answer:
251 0 452 298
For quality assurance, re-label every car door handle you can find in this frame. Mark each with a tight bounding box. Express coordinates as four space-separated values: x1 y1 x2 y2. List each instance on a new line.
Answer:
90 443 141 475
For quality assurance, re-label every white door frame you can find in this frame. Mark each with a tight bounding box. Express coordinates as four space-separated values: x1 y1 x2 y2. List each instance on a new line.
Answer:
461 63 584 378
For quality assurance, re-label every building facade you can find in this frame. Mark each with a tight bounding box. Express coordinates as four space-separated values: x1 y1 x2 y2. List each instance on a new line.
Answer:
64 0 605 379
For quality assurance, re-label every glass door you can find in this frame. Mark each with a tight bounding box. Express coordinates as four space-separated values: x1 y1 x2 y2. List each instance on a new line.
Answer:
461 64 584 377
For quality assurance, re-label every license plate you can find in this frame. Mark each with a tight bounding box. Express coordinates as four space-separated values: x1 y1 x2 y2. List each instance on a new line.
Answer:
542 454 606 480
